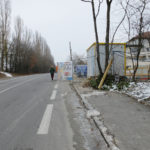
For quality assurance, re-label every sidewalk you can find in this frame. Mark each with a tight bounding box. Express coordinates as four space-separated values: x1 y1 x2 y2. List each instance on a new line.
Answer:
73 81 150 150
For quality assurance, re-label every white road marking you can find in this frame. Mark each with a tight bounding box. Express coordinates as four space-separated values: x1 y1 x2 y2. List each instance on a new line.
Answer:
50 90 57 100
37 104 53 135
54 83 58 89
0 77 39 94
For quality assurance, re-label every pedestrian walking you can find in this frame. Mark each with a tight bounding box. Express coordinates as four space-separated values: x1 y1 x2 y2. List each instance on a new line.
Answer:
50 66 55 80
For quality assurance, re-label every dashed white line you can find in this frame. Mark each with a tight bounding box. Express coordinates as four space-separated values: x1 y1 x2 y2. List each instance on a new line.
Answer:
37 104 53 135
50 90 57 100
54 83 58 89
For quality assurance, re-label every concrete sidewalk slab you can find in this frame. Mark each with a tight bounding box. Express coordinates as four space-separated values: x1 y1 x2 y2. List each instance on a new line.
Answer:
74 82 150 150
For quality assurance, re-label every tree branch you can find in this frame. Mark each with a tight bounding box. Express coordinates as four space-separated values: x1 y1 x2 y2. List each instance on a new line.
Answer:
96 0 103 18
110 0 130 54
81 0 91 3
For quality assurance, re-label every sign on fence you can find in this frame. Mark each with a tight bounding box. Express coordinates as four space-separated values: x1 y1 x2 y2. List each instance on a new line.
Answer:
57 61 73 80
76 65 87 77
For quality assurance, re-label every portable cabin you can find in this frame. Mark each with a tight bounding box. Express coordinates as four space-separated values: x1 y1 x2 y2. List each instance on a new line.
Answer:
87 43 126 77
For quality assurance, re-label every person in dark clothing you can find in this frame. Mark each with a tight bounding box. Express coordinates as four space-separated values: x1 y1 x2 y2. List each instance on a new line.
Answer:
50 66 55 80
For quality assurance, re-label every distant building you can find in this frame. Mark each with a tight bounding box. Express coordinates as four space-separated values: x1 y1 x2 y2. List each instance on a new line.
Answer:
87 38 150 80
126 32 150 79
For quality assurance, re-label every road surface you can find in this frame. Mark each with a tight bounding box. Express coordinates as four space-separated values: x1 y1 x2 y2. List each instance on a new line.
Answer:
0 74 76 150
0 74 107 150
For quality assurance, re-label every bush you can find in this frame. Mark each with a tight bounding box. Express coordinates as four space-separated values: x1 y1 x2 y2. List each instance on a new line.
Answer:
89 76 101 89
88 74 129 90
116 80 129 90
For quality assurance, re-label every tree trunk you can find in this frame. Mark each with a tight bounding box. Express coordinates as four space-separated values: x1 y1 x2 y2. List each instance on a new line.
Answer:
1 50 4 71
132 38 142 81
105 0 112 70
132 17 143 81
91 0 103 75
1 34 5 71
6 51 8 71
5 40 8 71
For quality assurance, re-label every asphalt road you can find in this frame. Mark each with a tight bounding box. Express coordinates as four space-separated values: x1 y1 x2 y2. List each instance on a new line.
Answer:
0 74 75 150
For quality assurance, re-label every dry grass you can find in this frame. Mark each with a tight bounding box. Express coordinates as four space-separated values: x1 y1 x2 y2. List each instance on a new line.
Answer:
82 79 90 88
0 73 7 79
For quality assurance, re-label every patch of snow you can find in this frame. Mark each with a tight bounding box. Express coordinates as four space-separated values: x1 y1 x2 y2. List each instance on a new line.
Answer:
86 110 100 119
123 82 150 101
0 71 12 77
110 84 117 91
82 91 106 98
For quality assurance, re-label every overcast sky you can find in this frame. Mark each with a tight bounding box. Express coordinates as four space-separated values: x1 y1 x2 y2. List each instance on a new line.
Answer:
11 0 125 63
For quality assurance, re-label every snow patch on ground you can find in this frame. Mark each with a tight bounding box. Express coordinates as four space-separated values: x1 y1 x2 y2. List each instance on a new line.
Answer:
124 82 150 101
110 85 117 91
107 81 150 102
0 72 12 77
82 91 106 97
87 110 100 119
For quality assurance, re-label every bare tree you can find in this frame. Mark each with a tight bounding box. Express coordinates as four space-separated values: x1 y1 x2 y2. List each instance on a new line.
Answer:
0 0 11 71
81 0 103 75
110 0 130 52
0 1 54 74
123 0 150 80
10 22 54 73
132 0 150 80
121 0 135 76
105 0 113 70
72 53 87 66
12 16 24 72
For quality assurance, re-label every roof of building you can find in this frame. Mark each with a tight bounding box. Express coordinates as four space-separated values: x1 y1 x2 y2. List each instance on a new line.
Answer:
129 31 150 42
86 42 126 52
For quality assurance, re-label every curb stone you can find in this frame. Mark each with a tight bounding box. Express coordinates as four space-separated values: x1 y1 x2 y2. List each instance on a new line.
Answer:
71 83 120 150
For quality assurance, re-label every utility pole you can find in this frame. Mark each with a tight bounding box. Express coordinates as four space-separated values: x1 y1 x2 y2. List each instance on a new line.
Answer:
69 42 72 61
69 41 73 81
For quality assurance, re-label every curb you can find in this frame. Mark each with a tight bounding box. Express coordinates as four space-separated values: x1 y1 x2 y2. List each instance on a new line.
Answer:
71 83 120 150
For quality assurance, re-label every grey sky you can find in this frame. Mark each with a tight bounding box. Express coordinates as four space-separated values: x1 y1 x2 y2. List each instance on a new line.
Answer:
11 0 125 63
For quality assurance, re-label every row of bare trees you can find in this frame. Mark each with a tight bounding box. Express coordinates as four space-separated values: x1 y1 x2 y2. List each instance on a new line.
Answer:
81 0 150 80
0 0 54 73
0 0 10 72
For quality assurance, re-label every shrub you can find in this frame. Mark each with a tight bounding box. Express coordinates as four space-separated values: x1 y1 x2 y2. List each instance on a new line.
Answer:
116 80 129 90
88 74 129 90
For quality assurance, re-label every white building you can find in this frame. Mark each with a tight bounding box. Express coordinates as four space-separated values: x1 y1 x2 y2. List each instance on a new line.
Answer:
126 32 150 79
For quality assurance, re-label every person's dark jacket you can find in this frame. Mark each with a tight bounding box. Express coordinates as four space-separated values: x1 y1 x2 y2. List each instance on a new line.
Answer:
50 67 55 74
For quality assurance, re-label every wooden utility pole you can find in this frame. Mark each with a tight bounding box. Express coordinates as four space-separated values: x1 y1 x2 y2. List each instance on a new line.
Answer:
69 42 72 61
98 57 113 89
